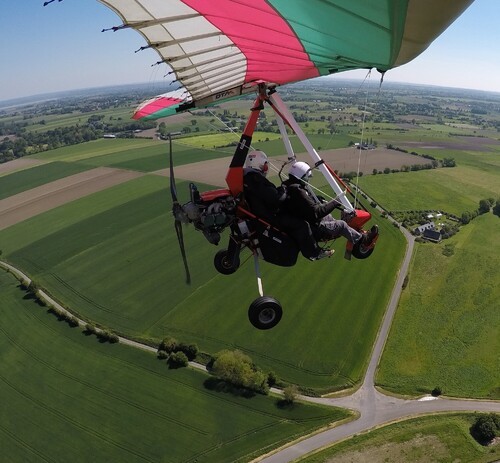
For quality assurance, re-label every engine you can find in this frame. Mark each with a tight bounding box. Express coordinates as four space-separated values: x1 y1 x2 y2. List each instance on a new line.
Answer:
176 189 237 245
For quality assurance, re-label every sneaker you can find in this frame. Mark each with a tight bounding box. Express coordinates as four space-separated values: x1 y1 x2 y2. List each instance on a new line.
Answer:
362 225 379 246
311 249 335 261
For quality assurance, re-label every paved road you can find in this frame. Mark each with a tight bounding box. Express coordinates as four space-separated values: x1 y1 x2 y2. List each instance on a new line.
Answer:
2 227 498 463
257 224 500 462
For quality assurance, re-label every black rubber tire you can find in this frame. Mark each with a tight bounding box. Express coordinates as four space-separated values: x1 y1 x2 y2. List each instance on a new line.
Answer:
214 249 240 275
351 240 375 259
248 296 283 330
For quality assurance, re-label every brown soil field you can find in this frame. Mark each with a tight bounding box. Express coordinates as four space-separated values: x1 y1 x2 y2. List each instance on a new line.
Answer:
153 156 233 188
0 158 46 176
0 147 433 230
0 167 143 231
153 147 432 187
317 147 431 175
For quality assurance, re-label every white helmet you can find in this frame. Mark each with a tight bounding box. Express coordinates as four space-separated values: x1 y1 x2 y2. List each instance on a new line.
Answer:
245 151 269 174
289 161 312 181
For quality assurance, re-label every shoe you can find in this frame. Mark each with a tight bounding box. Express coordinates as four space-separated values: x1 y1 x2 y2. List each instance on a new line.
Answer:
362 225 379 246
311 249 335 261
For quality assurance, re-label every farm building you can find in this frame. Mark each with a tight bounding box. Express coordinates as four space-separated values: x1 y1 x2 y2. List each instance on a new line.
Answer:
414 222 436 235
423 229 442 243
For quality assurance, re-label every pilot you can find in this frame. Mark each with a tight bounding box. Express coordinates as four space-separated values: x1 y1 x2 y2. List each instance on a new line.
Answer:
243 151 333 260
282 161 378 246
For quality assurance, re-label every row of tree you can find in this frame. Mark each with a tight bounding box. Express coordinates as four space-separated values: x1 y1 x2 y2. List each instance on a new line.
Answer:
0 116 156 163
156 340 301 401
461 197 499 224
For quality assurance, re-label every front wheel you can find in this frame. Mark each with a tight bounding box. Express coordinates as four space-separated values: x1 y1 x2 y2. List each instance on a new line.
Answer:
214 249 240 275
248 297 283 330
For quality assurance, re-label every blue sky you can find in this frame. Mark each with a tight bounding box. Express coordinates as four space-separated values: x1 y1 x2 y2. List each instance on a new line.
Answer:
1 0 499 102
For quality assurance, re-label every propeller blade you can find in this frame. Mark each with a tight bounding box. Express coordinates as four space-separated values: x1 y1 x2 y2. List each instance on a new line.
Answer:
168 134 191 285
174 218 191 285
169 134 178 204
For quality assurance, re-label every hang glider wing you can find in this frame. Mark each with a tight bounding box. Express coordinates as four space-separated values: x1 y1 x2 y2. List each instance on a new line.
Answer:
98 0 475 119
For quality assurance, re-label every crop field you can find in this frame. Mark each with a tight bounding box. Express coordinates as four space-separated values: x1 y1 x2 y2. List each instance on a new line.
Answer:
0 270 349 463
33 138 241 172
356 140 500 217
357 169 480 216
377 213 500 398
3 128 497 396
0 161 92 200
0 170 405 391
298 414 498 463
179 131 282 149
33 138 160 162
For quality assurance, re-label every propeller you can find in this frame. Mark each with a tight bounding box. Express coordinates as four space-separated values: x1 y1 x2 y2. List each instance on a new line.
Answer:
169 134 191 284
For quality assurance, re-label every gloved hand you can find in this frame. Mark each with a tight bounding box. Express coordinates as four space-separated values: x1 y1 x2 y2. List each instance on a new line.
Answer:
277 185 287 201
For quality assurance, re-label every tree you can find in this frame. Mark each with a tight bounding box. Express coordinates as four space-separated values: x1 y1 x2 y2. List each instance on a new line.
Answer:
177 342 198 360
212 350 269 393
159 336 177 353
470 414 500 444
461 211 476 224
431 386 442 397
283 385 299 404
169 351 189 368
478 199 491 214
493 198 500 217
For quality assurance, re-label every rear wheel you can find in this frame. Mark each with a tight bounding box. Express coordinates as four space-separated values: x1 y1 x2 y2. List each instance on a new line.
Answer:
352 240 375 259
214 249 240 275
248 297 283 330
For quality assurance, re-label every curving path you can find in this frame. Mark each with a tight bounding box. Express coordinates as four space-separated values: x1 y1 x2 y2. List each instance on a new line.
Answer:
2 223 499 463
257 224 500 462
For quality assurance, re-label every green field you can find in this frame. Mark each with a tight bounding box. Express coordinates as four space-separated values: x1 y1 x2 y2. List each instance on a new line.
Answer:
0 269 350 463
33 138 160 162
179 131 282 148
0 161 92 200
298 414 499 463
33 138 239 172
357 165 499 216
377 213 500 398
0 171 405 392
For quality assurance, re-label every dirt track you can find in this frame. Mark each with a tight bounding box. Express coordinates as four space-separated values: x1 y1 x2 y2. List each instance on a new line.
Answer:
0 167 143 231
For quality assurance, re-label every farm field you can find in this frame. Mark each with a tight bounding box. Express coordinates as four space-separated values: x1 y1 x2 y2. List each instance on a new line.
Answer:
0 270 349 463
357 168 484 216
0 166 405 391
357 141 500 217
298 414 499 463
2 78 500 463
1 123 498 397
0 161 92 200
377 213 500 398
0 167 143 232
33 138 240 173
2 81 499 401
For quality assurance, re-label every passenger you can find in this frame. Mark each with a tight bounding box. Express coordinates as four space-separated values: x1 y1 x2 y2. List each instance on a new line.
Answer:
282 161 378 246
243 151 333 260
